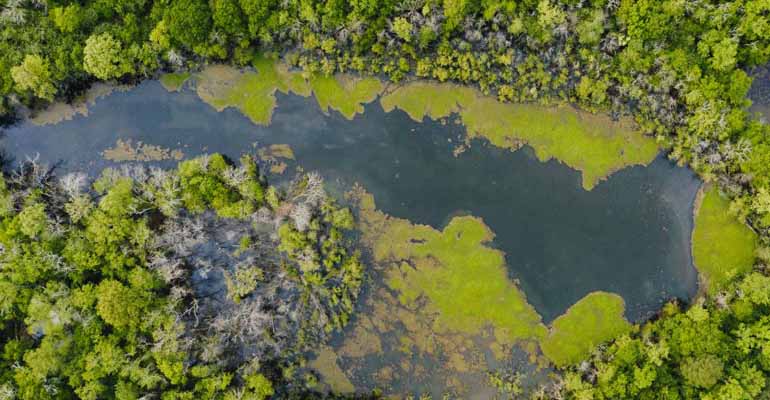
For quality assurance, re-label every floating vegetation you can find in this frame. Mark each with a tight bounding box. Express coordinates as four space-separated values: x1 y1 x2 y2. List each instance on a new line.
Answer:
692 185 758 293
102 138 184 162
193 59 653 190
380 82 660 190
309 74 383 119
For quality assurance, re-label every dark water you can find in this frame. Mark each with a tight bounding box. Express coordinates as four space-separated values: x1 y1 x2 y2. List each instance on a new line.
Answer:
750 65 770 122
1 80 700 322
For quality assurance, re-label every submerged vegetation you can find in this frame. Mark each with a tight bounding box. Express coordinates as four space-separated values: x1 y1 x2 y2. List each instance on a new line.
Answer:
2 0 770 396
0 154 364 398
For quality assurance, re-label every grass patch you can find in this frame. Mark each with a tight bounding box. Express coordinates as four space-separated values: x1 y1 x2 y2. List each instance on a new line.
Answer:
159 72 191 92
380 82 660 189
540 292 632 367
693 185 758 294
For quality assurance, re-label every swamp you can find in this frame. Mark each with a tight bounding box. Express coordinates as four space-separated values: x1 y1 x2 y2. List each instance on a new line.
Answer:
1 61 753 397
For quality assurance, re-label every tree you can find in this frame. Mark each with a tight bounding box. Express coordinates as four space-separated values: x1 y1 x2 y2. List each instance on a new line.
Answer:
392 17 412 42
710 36 738 72
212 0 246 37
50 4 82 33
83 33 126 80
681 355 724 388
11 55 56 101
95 280 146 331
166 0 212 49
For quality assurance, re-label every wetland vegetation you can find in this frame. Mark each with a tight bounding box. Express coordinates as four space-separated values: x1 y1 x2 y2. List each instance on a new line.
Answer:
1 0 770 398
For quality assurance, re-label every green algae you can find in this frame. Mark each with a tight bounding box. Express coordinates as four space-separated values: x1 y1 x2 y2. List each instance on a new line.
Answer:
380 82 660 189
540 292 632 367
353 187 546 345
159 72 191 92
692 185 758 294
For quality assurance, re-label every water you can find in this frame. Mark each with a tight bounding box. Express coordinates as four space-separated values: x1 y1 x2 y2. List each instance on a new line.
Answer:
0 80 700 323
750 64 770 122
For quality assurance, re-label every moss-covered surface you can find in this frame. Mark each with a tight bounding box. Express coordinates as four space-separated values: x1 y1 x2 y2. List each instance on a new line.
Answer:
540 292 632 367
692 185 758 294
380 82 660 189
159 72 191 92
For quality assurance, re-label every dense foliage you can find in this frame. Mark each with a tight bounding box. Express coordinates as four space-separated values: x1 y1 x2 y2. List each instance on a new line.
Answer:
4 0 770 397
0 154 364 399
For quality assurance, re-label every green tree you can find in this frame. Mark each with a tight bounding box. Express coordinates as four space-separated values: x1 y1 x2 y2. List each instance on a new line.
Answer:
212 0 246 37
83 33 126 80
681 355 724 388
392 17 412 42
166 0 212 49
95 280 147 331
50 4 82 33
11 55 56 101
